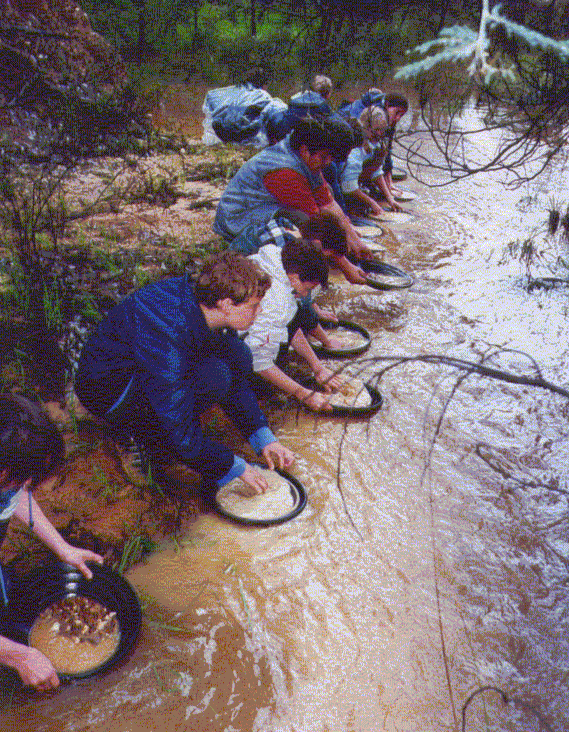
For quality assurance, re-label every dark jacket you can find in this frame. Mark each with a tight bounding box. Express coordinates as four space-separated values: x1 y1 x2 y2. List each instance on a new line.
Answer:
75 275 271 481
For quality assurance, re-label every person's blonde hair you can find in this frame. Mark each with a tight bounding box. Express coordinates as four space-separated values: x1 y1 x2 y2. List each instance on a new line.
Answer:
358 104 387 134
195 251 271 307
311 74 332 97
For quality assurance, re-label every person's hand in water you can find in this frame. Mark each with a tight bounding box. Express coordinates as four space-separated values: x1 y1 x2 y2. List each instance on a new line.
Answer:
261 442 295 471
315 366 343 392
311 304 338 323
238 464 269 495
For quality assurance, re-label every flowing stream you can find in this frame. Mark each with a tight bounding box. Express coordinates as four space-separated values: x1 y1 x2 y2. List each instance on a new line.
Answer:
3 126 569 732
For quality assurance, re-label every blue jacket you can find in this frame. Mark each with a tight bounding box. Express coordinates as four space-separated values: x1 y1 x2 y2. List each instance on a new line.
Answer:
76 275 274 483
337 90 386 121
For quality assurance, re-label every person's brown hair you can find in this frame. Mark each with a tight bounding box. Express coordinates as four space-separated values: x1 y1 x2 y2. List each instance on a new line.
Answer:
0 394 64 488
280 239 328 288
347 118 364 148
195 250 271 308
290 117 354 163
384 93 408 112
300 213 347 256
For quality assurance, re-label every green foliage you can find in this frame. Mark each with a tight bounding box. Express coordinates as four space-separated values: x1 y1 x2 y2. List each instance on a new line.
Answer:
92 465 124 502
0 348 32 393
0 258 32 321
42 280 63 332
116 530 156 573
83 1 418 88
395 0 569 85
395 25 479 80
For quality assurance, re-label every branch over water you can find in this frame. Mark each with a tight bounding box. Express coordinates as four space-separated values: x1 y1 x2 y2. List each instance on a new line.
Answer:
364 352 569 400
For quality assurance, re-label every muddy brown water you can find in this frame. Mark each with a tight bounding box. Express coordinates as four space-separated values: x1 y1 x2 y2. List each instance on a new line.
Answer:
3 125 569 732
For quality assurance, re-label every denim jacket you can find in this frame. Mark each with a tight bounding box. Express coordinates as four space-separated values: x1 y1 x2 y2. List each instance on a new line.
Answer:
214 135 324 241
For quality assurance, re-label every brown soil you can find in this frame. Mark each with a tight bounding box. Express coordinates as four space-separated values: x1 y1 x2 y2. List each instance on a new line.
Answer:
0 138 264 572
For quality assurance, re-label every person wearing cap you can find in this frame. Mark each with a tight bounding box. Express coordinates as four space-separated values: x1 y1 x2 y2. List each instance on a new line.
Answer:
0 394 103 691
214 117 372 260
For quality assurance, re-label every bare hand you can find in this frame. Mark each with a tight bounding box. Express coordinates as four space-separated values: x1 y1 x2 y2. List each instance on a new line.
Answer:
387 198 402 212
303 391 332 411
57 546 104 580
349 240 374 260
261 441 295 470
320 335 343 350
15 647 59 691
238 465 269 495
315 367 344 392
346 265 368 285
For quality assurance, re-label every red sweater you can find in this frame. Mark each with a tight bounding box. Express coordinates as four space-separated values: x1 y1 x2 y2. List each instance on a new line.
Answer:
263 168 333 217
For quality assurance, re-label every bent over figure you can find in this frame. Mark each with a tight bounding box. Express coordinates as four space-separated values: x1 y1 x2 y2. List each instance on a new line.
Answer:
0 394 103 691
75 252 294 497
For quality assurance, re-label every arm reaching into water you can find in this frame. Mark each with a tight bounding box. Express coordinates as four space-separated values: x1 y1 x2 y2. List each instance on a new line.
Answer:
14 490 103 580
257 364 332 412
290 328 344 391
320 198 374 259
373 174 401 212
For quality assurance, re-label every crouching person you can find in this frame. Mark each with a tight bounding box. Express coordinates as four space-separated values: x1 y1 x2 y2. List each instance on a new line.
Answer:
0 394 103 690
74 252 294 498
243 239 344 411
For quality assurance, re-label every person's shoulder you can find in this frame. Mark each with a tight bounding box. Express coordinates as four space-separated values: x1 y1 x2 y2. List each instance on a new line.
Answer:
130 276 190 323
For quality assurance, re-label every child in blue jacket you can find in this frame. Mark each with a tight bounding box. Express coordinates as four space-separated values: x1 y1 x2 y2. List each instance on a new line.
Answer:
75 251 294 496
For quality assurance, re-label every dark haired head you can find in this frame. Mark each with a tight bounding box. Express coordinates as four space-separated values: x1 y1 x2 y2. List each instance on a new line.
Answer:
290 117 354 163
300 213 347 256
195 250 271 308
280 239 329 288
347 118 364 148
325 117 355 162
384 93 408 112
0 394 64 488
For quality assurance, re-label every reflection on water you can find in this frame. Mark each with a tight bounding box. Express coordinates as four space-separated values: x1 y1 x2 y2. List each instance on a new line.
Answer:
3 126 569 732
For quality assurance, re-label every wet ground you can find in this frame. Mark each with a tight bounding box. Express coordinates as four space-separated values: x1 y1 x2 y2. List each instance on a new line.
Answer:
2 117 569 732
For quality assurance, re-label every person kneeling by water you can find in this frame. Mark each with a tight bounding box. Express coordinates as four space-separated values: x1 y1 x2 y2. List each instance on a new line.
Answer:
75 251 294 498
0 395 104 691
214 116 373 261
242 239 344 411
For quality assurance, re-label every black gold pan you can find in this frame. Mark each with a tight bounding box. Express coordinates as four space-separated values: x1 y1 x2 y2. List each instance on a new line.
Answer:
327 383 383 418
310 319 371 358
2 562 141 682
349 255 415 290
213 468 307 527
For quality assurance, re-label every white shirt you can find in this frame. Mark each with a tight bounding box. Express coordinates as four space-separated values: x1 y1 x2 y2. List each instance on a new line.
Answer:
241 244 298 372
